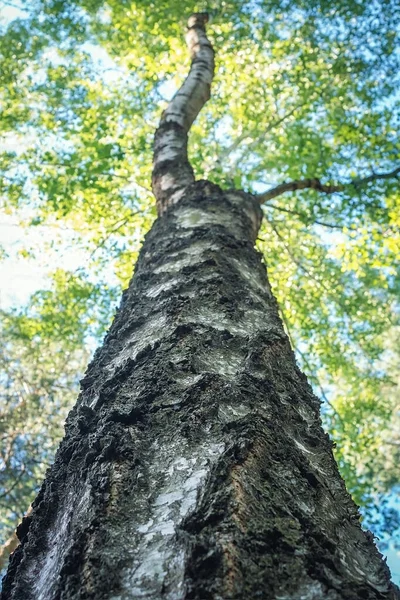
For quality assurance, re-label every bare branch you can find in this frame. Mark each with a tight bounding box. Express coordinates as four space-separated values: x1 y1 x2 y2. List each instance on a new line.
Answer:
216 103 305 170
89 215 134 260
257 165 400 204
152 13 215 213
0 467 26 500
259 179 344 203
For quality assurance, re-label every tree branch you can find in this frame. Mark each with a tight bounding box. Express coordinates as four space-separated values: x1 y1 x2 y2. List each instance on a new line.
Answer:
257 165 400 204
152 13 215 213
216 103 305 168
265 203 345 229
0 467 26 500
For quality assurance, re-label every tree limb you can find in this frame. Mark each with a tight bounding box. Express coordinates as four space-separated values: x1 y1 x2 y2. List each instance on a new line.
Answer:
152 13 215 213
216 103 304 168
265 202 345 229
257 165 400 204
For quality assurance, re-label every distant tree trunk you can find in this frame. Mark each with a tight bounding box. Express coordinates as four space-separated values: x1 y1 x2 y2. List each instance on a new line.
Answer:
2 13 399 600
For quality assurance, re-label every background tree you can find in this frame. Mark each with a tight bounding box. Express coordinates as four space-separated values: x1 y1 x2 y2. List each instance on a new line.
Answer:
0 0 400 590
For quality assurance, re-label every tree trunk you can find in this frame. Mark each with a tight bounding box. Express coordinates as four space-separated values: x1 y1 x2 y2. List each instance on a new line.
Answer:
2 13 399 600
2 181 398 599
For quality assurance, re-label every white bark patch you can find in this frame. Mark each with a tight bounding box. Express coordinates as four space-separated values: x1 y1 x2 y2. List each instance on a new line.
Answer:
162 42 213 131
118 437 224 598
218 403 251 423
174 373 204 387
176 207 244 238
153 255 195 274
199 347 244 378
293 440 315 455
184 305 269 338
87 393 100 409
295 499 315 516
226 192 260 237
160 173 178 192
153 241 219 274
106 314 171 373
168 187 186 206
33 487 91 600
337 546 392 594
154 131 186 164
155 146 181 164
144 278 181 298
230 256 270 299
296 404 315 426
293 439 327 476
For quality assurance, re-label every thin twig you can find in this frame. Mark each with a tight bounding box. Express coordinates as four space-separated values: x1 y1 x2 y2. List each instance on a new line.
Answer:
265 202 345 230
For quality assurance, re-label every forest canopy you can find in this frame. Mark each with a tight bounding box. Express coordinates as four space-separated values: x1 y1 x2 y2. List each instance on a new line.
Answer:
0 0 399 573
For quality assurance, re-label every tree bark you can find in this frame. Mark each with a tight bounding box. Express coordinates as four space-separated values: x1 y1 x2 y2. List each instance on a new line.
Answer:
2 181 399 600
2 13 399 600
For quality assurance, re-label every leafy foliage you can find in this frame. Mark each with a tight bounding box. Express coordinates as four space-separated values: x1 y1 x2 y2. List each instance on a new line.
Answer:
0 0 399 559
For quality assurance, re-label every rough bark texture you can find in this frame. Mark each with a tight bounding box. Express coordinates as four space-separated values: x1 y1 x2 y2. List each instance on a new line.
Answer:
2 180 399 600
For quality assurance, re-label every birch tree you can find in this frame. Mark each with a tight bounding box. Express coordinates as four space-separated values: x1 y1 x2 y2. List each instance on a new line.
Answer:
2 12 400 600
